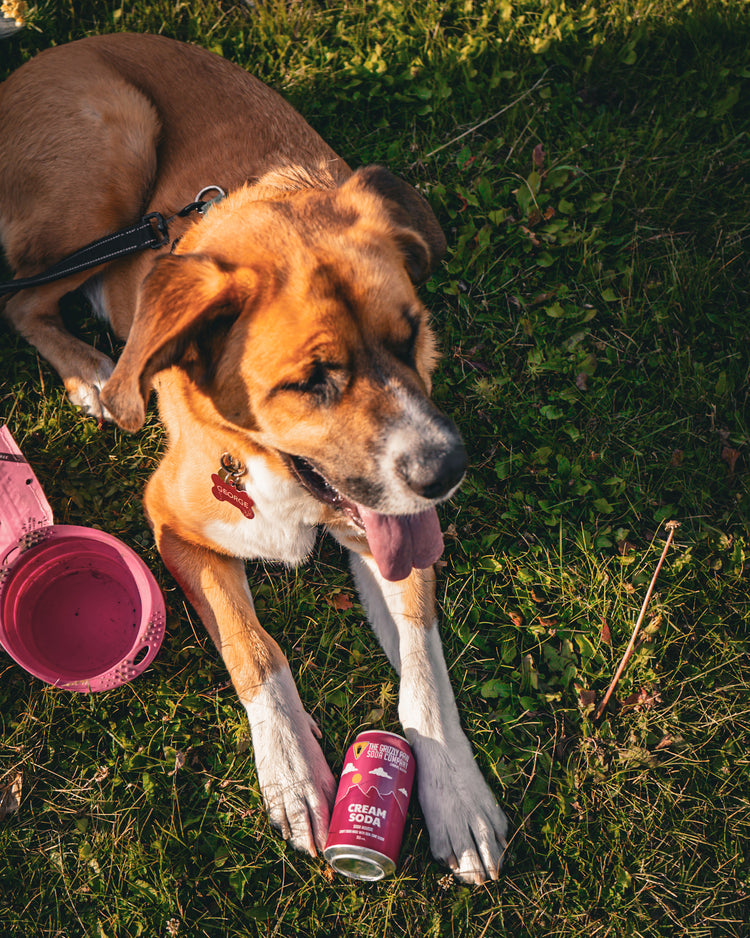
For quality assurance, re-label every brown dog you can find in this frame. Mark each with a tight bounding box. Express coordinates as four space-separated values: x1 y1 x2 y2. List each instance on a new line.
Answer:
0 33 507 881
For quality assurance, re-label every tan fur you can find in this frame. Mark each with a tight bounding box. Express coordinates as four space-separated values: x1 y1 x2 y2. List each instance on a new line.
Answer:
0 34 508 881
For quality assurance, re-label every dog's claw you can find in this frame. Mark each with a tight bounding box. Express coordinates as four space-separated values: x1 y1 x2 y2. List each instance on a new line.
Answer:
305 711 323 740
264 768 335 857
434 798 508 884
412 735 508 885
448 824 506 884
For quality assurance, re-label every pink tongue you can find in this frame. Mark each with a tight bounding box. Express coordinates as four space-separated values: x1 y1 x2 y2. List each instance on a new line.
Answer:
357 506 444 582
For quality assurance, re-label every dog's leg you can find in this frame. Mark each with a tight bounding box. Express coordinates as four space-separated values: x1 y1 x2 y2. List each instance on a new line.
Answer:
0 64 160 419
3 279 115 419
348 552 508 883
154 524 336 854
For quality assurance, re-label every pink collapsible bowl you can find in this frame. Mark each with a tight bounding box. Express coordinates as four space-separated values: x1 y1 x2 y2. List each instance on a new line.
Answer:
0 525 165 692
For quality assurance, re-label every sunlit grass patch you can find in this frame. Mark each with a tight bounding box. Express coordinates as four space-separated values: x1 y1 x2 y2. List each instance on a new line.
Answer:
1 1 749 936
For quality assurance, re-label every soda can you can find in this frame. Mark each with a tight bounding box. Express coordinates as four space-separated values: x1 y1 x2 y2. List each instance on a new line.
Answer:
324 730 415 881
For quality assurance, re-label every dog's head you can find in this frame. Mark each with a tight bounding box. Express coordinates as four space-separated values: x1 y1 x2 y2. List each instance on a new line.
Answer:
101 167 467 580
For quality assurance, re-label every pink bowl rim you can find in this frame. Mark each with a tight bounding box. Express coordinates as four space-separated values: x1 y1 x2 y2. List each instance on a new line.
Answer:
0 524 165 692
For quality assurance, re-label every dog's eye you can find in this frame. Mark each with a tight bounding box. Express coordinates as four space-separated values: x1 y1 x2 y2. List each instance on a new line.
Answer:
277 361 342 403
392 314 420 367
299 361 330 393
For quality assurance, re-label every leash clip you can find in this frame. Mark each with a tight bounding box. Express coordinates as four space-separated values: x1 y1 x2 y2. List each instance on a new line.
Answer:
142 212 170 249
195 186 227 214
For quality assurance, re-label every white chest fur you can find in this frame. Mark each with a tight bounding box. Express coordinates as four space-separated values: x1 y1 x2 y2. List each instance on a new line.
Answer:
201 455 330 566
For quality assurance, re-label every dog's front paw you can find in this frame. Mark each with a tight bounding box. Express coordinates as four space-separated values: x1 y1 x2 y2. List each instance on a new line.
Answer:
244 669 336 856
412 733 508 884
64 354 115 421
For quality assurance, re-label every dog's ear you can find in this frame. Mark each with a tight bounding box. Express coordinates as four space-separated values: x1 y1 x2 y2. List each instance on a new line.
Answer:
100 253 258 432
351 166 447 284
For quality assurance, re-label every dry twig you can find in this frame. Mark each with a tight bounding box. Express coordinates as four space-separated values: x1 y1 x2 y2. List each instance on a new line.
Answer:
595 521 680 721
418 71 551 163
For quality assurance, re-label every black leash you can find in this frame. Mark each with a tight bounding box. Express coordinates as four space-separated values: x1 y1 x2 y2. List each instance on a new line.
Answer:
0 186 226 298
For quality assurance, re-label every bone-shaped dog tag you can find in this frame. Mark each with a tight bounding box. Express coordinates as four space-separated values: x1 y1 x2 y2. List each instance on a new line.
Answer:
210 454 255 519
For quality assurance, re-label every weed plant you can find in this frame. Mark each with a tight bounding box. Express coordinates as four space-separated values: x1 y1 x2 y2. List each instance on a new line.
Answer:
0 2 748 936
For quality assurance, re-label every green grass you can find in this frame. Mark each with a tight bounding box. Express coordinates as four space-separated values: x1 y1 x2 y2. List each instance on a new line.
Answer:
1 1 749 935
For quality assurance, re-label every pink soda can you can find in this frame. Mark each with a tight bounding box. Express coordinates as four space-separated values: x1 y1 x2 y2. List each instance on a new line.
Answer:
324 730 415 881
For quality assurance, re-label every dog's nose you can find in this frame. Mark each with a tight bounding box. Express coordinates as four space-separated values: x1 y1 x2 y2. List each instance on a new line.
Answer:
395 423 468 500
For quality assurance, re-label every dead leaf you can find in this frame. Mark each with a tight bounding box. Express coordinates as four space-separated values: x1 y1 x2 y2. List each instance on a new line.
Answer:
575 372 589 391
527 208 543 227
0 774 22 819
538 615 558 628
578 688 597 710
600 618 612 647
530 291 556 307
328 592 354 611
509 610 524 628
533 143 546 170
721 446 741 477
520 225 541 247
620 687 662 712
670 449 684 467
461 357 491 373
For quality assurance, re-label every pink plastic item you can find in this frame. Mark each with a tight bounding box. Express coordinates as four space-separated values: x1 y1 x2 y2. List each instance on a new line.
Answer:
0 426 165 692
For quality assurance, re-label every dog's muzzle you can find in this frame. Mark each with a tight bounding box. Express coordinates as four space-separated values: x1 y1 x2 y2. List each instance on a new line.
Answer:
393 413 467 501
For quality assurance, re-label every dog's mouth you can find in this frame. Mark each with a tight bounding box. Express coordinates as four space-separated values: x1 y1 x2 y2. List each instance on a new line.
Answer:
284 453 444 582
286 454 363 524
